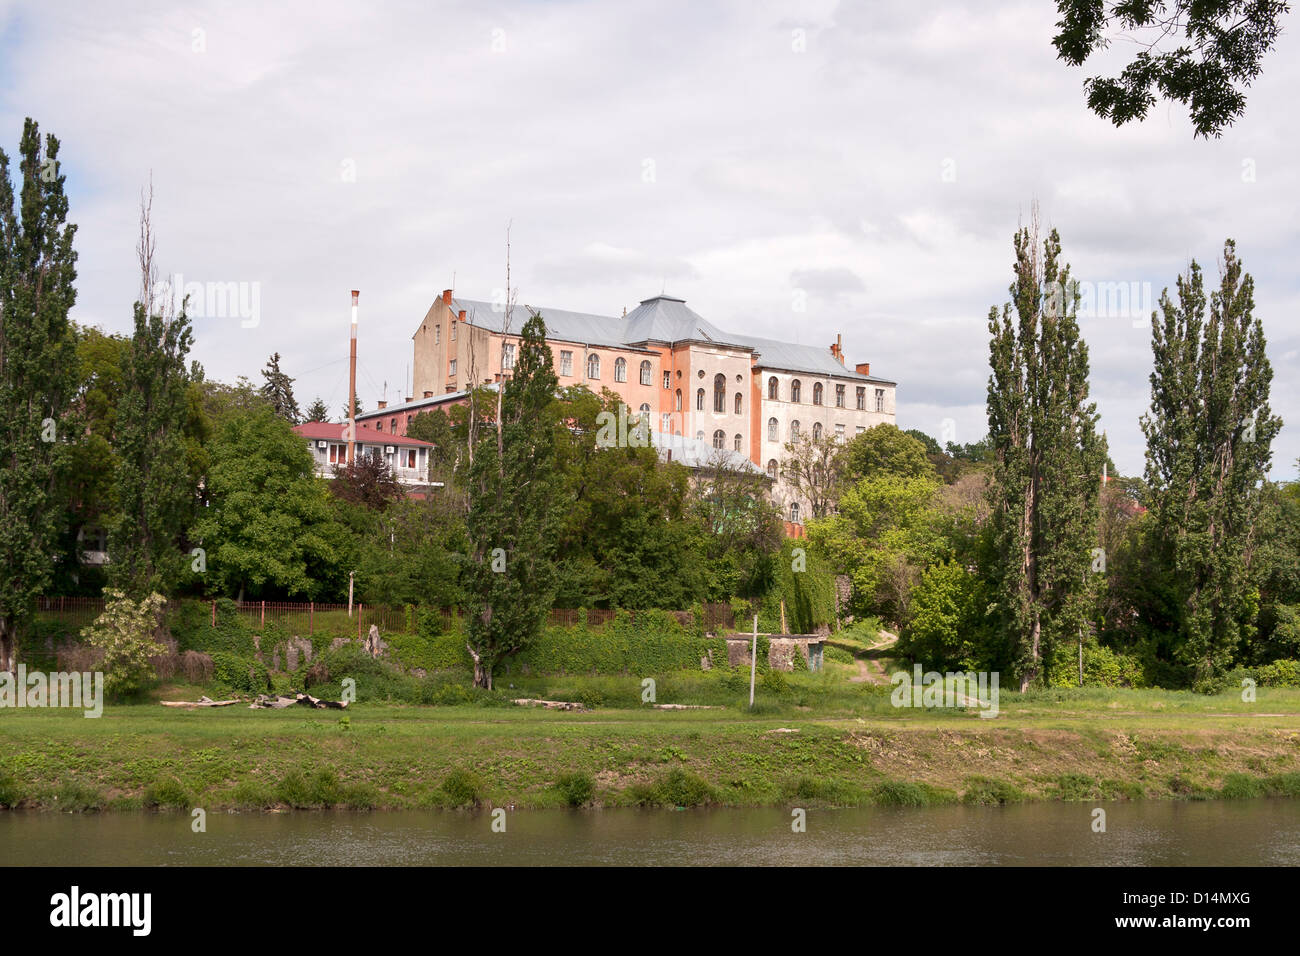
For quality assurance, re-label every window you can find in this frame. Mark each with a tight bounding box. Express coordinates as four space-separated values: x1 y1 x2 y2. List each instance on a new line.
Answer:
587 353 601 379
768 376 779 400
661 413 671 432
675 389 682 411
790 420 801 440
734 433 742 452
639 402 650 414
663 371 671 389
856 425 865 435
696 388 705 411
376 420 383 432
790 502 801 522
640 360 653 386
875 388 885 412
696 430 705 442
767 459 778 479
835 423 845 442
734 393 742 415
560 350 573 376
502 343 516 370
835 384 845 408
791 379 801 403
813 382 823 405
435 325 441 345
767 417 778 442
329 443 342 464
614 357 627 382
713 373 726 413
390 417 397 432
856 386 866 410
451 322 457 341
448 359 457 377
812 422 822 440
713 429 725 449
406 449 416 468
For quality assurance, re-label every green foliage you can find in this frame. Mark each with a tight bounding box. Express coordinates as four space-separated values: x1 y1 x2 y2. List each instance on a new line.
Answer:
1052 0 1288 138
507 612 727 676
1140 242 1281 680
210 651 269 693
0 770 22 808
275 768 347 808
962 777 1027 806
80 590 167 697
439 769 482 808
897 560 989 671
629 768 716 807
985 224 1105 689
554 772 595 807
259 352 300 423
0 118 79 673
143 775 192 810
842 424 937 482
191 406 349 599
758 539 837 633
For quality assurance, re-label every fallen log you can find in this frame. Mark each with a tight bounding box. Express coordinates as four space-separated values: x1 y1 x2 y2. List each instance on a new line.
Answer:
161 698 240 708
652 704 722 710
512 697 586 711
295 693 347 709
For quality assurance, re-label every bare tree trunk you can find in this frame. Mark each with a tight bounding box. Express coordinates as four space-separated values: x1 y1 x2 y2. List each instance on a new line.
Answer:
0 617 14 674
466 643 492 690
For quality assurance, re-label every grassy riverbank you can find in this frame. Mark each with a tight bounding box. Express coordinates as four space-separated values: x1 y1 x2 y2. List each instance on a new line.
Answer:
3 677 1300 811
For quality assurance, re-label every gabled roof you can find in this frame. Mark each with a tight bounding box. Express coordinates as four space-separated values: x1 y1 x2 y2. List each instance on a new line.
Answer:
293 422 433 448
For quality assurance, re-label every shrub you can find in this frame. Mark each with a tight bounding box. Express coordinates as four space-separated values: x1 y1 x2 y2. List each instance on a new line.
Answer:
210 652 270 693
54 781 106 812
555 772 595 807
824 645 854 665
180 650 215 684
870 780 930 807
229 779 276 810
1219 773 1264 799
144 775 192 810
80 590 169 697
630 768 715 807
0 771 21 808
962 777 1026 805
440 769 482 808
275 768 344 808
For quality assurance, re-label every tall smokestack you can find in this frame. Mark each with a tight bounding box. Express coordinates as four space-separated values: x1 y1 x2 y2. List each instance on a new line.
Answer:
348 290 359 464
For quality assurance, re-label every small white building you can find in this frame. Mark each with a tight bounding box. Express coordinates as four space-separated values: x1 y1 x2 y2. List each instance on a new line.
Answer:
293 421 435 488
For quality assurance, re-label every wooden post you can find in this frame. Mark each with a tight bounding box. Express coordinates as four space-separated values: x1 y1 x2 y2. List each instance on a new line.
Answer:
261 600 265 628
358 604 363 640
749 614 758 709
211 600 216 627
310 602 314 637
348 571 354 618
779 599 787 635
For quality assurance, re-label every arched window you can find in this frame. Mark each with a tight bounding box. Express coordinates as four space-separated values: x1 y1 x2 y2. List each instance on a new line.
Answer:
675 389 682 411
639 403 650 413
768 376 779 400
696 388 705 411
733 433 742 452
813 382 823 405
587 354 600 379
713 429 725 449
696 430 705 442
791 379 801 403
766 459 778 479
734 392 742 415
790 502 801 522
790 420 801 440
713 373 726 413
614 357 627 383
639 360 652 385
812 422 823 440
767 417 778 442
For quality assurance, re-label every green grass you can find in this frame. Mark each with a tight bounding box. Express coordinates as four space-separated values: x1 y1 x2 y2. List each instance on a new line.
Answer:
0 678 1298 812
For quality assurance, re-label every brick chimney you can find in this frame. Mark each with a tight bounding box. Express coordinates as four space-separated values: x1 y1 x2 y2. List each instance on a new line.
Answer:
442 289 452 306
423 390 434 398
404 395 413 403
458 309 466 323
829 334 845 365
377 401 387 410
855 362 870 376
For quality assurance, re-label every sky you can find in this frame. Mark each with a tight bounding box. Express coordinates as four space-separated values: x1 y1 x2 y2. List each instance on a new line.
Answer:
2 0 1296 480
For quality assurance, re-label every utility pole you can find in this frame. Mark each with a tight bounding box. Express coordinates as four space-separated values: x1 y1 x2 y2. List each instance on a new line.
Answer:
749 614 758 709
348 570 355 618
348 290 359 464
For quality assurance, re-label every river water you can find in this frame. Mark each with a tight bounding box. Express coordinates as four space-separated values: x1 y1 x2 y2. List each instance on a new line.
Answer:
3 800 1298 866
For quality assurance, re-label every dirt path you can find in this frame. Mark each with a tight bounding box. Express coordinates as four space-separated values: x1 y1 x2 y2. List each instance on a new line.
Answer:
848 629 897 684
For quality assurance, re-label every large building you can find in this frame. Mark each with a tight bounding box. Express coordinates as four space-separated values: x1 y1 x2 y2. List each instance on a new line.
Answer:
394 290 896 522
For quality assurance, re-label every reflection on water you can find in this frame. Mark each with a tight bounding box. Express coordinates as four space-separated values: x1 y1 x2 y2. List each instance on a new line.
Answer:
2 800 1299 866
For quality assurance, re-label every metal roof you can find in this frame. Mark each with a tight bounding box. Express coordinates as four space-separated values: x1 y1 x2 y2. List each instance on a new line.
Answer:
735 333 897 384
452 298 634 350
623 296 739 346
651 430 766 474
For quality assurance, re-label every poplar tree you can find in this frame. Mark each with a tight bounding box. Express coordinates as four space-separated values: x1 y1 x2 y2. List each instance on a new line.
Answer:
463 310 561 689
109 189 195 597
260 352 300 423
1141 240 1281 680
0 119 79 673
986 218 1105 690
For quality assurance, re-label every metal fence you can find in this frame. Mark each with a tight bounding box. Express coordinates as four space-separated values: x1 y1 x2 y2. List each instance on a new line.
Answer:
38 597 736 636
